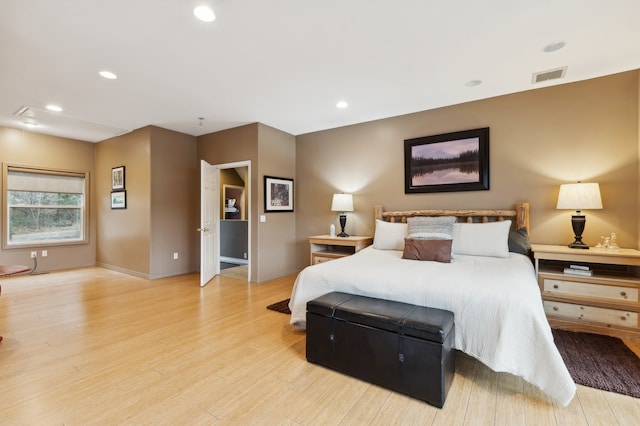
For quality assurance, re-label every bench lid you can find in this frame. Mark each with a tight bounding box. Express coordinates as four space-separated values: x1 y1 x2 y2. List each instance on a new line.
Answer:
307 292 454 343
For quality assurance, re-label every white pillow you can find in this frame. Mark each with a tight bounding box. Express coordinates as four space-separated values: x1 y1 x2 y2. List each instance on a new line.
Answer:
451 220 511 258
373 220 408 250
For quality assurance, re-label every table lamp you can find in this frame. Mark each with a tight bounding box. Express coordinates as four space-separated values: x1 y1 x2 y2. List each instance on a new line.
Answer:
331 193 354 237
556 182 602 249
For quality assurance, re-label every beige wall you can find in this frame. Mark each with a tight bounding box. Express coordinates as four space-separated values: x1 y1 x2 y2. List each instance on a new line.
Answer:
96 128 152 277
149 127 198 279
0 127 96 270
257 123 297 281
295 71 640 270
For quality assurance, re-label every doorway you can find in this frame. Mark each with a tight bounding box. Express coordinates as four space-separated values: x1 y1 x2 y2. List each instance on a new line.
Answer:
217 161 250 282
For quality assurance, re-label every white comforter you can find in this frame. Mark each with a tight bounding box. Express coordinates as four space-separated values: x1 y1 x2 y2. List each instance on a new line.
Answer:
289 247 576 406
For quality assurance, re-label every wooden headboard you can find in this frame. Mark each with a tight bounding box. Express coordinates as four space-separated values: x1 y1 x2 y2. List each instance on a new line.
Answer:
374 202 530 233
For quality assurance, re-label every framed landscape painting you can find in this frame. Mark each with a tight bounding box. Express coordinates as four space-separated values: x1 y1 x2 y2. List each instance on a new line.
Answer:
404 127 489 194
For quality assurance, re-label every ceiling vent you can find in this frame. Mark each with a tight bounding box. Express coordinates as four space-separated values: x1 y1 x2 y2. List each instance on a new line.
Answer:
532 66 567 84
12 106 129 142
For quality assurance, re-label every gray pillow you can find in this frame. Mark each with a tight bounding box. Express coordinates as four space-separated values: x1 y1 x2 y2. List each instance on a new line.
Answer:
407 216 456 240
508 227 531 254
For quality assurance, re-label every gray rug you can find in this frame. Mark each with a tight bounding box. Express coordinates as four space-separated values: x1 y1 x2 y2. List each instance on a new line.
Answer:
552 329 640 398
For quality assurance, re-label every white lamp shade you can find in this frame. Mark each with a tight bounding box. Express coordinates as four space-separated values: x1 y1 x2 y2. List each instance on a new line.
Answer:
331 193 354 212
556 182 603 210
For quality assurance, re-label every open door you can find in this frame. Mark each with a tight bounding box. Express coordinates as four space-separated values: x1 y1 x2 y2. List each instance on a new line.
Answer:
199 160 219 286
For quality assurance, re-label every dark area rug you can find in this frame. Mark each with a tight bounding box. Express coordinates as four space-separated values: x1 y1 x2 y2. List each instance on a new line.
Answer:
552 329 640 398
266 299 291 314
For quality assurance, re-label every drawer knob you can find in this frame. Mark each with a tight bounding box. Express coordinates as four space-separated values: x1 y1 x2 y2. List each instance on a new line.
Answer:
553 284 559 289
553 306 559 311
620 291 627 298
621 316 626 321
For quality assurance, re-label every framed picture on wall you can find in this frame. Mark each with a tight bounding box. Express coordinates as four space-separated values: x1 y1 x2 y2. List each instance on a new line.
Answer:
112 166 125 190
111 191 126 209
264 176 293 212
404 127 489 194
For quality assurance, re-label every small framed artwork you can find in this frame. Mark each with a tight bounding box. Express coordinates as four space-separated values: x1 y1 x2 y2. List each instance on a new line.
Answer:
404 127 489 194
112 166 125 190
264 176 294 212
111 191 126 209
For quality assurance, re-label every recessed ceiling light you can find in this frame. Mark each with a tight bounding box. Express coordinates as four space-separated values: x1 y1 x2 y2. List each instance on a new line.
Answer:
336 101 348 109
465 80 482 87
543 41 566 53
99 70 118 80
46 104 62 112
194 6 216 22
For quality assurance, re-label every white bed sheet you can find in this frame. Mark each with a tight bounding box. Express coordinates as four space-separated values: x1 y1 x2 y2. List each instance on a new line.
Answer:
289 246 576 406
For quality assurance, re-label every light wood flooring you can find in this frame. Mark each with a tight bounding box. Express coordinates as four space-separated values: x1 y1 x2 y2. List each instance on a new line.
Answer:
1 267 639 425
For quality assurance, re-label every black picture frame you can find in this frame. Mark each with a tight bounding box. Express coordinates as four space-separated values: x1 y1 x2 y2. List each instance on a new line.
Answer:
404 127 489 194
264 176 294 212
111 190 126 209
112 166 125 190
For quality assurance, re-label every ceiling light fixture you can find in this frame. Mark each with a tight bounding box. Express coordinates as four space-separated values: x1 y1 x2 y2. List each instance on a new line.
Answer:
543 41 567 53
46 104 63 112
99 70 118 80
336 101 348 109
194 6 216 22
198 117 205 127
465 80 482 87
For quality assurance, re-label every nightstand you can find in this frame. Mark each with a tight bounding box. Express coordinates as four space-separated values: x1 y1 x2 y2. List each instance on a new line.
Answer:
531 244 640 339
308 235 373 265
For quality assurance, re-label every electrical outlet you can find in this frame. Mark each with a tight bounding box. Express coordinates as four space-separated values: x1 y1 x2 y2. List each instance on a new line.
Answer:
30 251 37 258
243 253 247 259
42 250 48 257
173 252 179 260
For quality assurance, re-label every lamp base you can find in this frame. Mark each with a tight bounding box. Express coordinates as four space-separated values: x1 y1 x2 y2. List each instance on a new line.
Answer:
569 214 589 249
338 213 349 237
569 241 589 249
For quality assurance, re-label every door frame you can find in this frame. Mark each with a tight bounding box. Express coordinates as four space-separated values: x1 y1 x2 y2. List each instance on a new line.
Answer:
214 160 251 282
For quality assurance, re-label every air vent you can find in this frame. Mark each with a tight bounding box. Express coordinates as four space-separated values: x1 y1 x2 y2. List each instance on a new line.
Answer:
532 66 567 84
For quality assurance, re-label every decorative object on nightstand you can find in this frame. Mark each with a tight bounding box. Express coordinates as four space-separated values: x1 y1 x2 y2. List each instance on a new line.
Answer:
331 193 354 237
556 181 602 249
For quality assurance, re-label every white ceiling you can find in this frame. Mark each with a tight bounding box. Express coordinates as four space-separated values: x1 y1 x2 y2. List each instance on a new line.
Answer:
1 0 639 143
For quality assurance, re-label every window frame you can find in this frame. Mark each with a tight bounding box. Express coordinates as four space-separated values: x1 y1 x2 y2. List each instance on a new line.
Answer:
2 163 90 249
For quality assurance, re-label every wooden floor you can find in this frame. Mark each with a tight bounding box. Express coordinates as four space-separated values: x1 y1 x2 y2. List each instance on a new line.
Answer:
1 268 639 425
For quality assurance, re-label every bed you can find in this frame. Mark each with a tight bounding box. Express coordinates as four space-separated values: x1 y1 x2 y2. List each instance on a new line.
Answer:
288 203 576 406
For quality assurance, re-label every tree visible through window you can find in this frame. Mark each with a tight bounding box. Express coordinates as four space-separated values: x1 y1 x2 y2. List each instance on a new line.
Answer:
3 165 88 247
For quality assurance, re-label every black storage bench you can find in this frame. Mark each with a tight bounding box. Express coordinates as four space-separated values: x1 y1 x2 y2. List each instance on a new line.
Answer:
306 292 455 408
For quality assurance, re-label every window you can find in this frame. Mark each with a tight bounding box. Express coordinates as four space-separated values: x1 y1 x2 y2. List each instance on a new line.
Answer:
3 164 89 248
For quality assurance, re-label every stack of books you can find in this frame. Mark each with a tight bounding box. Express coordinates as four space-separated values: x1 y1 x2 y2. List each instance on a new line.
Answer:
563 264 593 277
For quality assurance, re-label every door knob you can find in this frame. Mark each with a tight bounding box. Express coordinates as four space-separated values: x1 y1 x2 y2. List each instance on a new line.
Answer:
197 228 209 232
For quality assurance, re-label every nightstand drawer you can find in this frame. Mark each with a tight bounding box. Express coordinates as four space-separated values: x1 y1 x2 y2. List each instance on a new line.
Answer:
542 278 639 302
312 252 347 264
543 300 638 328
